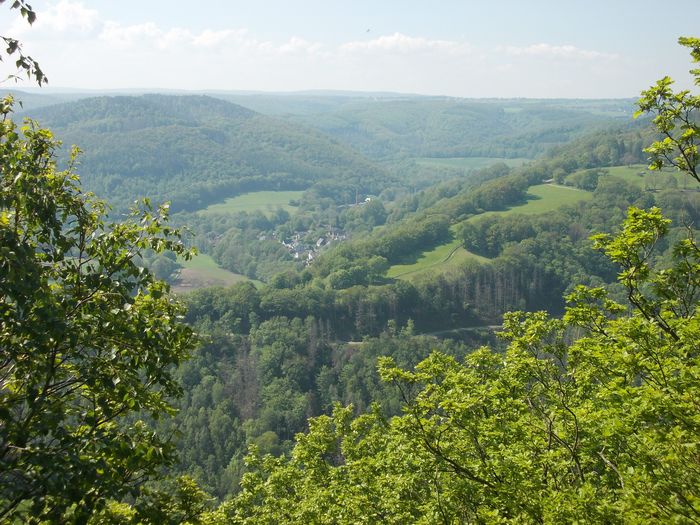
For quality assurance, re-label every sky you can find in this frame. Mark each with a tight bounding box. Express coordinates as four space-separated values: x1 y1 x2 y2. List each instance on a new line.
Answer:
2 0 699 98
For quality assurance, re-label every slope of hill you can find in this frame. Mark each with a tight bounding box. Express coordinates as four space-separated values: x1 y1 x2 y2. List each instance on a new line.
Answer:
284 98 637 160
22 94 392 211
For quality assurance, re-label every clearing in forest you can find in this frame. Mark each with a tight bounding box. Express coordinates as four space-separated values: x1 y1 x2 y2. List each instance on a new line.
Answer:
199 191 304 216
472 183 593 221
388 183 592 279
171 253 256 293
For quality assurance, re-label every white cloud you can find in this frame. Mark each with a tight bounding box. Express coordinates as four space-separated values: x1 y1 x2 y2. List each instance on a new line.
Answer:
341 32 471 56
99 21 160 49
8 0 98 35
192 29 235 48
502 43 618 61
279 37 325 56
97 21 319 59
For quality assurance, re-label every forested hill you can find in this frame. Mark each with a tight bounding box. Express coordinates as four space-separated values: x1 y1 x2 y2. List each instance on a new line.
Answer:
11 90 637 162
22 94 391 212
282 98 636 159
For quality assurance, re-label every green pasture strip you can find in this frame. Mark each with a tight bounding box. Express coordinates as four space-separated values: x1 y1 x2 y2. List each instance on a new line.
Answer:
199 191 304 216
388 236 490 280
603 165 688 188
469 183 592 222
565 164 686 189
388 183 591 280
175 253 260 290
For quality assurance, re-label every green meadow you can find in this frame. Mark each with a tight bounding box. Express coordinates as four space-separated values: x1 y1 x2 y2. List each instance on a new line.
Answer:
604 165 651 185
471 184 592 222
388 184 592 280
568 165 689 189
388 229 490 280
172 253 258 292
199 191 304 216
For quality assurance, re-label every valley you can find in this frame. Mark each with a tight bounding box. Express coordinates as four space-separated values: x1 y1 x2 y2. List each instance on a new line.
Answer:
3 32 700 521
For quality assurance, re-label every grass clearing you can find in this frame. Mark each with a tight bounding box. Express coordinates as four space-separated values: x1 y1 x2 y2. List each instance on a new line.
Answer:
388 228 490 280
199 191 304 216
604 165 651 185
470 184 593 222
413 157 529 170
568 165 689 189
172 253 258 293
389 183 592 280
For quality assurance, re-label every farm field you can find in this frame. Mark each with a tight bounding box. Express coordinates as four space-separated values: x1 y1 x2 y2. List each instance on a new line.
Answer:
604 165 690 188
471 183 592 221
171 253 256 293
199 191 304 216
604 165 651 185
413 156 529 170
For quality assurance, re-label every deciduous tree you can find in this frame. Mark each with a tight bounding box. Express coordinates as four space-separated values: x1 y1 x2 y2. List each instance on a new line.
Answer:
0 99 196 522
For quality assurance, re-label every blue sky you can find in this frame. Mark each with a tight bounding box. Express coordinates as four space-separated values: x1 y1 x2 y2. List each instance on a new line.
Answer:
2 0 699 97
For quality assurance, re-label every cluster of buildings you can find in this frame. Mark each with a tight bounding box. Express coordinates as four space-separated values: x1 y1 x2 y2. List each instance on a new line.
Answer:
276 229 347 264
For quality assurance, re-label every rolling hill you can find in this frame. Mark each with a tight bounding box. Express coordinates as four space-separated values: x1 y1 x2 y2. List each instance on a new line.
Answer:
21 94 392 211
284 98 637 160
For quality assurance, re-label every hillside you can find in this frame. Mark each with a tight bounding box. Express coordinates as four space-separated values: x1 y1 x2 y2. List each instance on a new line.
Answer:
22 94 392 211
284 98 637 159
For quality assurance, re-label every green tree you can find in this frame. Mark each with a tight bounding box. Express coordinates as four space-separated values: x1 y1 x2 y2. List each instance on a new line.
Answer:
636 37 699 184
0 0 47 84
0 99 196 522
222 202 699 524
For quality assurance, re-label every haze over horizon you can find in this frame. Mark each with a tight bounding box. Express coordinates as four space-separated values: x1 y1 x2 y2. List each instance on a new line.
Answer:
2 0 699 99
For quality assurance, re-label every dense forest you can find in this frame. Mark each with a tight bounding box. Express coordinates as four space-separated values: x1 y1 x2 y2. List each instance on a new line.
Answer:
150 114 697 501
1 2 699 520
21 95 391 212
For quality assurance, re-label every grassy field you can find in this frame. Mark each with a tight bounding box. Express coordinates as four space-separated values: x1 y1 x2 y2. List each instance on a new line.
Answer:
567 165 689 189
604 165 650 185
199 191 304 216
171 253 256 293
388 229 490 280
413 157 529 170
388 184 592 280
471 184 593 222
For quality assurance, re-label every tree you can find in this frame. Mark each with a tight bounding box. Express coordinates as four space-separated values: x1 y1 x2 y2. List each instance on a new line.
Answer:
0 0 47 84
0 99 196 521
636 37 699 184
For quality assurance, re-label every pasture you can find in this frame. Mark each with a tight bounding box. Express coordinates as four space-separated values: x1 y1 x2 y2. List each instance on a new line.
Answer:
471 183 593 222
388 230 490 280
566 165 688 189
171 253 255 293
388 183 592 280
199 191 303 216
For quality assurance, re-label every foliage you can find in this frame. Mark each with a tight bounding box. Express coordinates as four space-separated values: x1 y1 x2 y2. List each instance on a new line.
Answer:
22 95 391 212
93 476 213 525
0 99 196 521
635 37 699 184
197 39 700 522
221 203 699 523
0 0 47 85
